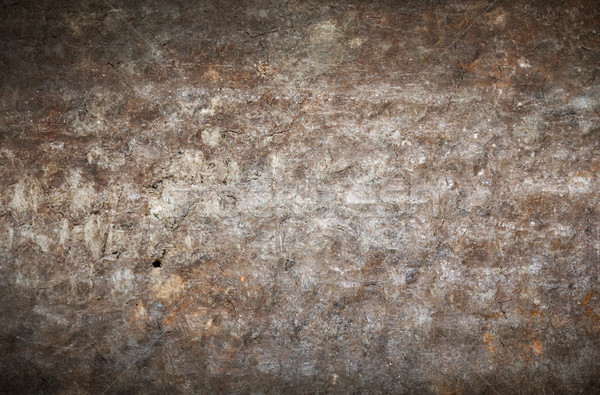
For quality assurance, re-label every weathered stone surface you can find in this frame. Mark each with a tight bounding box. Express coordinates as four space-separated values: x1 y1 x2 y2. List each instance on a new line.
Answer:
0 0 599 393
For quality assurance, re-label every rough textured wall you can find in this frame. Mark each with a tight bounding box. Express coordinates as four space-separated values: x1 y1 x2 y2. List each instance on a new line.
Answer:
1 0 599 393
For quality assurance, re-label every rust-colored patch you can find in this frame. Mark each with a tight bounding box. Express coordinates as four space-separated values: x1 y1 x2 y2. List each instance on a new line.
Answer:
582 291 594 307
483 332 496 353
531 310 545 317
532 339 543 356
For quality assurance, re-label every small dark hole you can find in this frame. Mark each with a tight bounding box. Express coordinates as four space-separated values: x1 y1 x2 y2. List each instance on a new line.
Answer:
152 259 162 268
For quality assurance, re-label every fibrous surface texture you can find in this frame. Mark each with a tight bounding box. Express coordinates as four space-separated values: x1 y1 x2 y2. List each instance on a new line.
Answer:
1 0 599 393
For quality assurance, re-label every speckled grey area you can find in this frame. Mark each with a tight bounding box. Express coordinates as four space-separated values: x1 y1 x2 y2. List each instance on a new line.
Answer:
1 0 599 393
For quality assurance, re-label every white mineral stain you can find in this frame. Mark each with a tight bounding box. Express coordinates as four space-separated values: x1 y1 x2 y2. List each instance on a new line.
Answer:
69 169 96 212
59 218 70 245
570 95 595 111
344 185 377 204
518 58 532 68
33 306 68 326
84 215 107 259
111 268 134 297
10 181 41 214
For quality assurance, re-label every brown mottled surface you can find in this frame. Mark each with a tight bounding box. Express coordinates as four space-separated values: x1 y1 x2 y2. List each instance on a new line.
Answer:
1 0 599 393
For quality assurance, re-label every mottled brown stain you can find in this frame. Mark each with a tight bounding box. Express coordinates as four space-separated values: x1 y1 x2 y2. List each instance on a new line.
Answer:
532 339 543 356
437 384 463 395
484 332 496 354
1 0 599 393
583 291 594 307
530 310 545 317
